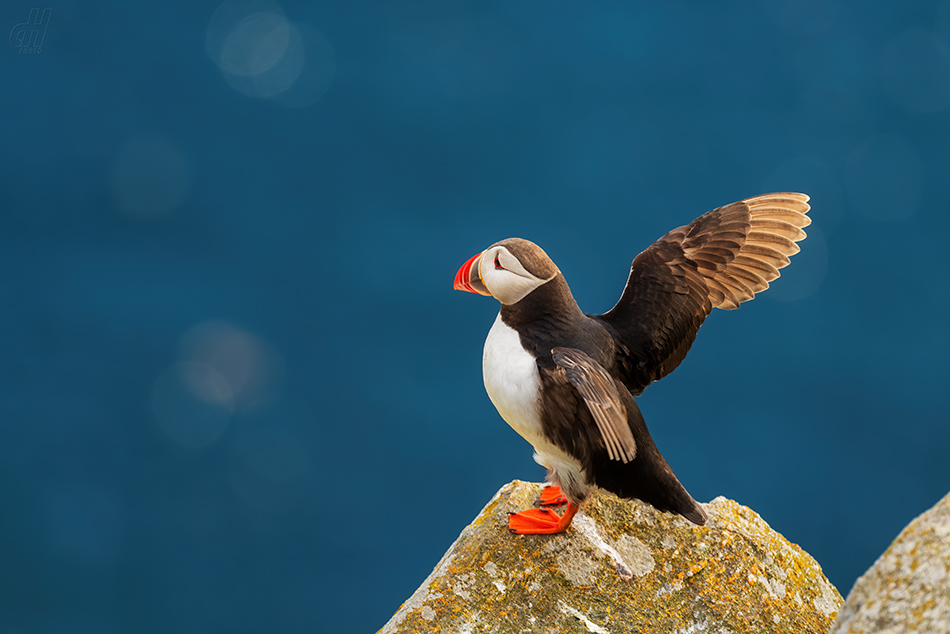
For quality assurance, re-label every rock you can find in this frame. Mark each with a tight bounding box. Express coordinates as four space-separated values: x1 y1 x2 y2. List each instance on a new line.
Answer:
830 491 950 634
378 481 841 634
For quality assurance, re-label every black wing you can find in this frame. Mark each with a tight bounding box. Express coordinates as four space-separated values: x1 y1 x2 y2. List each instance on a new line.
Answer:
597 193 810 395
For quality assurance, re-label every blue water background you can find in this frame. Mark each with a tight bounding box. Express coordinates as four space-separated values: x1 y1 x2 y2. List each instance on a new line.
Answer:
1 2 949 632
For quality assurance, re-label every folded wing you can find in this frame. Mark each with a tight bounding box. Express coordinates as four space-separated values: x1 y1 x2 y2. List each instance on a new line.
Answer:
551 347 636 463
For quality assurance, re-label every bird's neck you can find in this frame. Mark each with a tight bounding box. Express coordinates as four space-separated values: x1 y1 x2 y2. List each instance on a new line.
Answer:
500 274 585 337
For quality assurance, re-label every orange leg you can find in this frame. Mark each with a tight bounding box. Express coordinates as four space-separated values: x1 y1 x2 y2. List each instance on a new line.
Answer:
539 485 567 506
508 502 579 534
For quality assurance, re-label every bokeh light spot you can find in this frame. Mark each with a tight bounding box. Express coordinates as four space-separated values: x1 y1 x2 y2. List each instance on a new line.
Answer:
206 0 287 66
222 19 304 99
206 0 334 105
181 361 235 408
178 320 285 411
152 321 285 449
219 11 290 77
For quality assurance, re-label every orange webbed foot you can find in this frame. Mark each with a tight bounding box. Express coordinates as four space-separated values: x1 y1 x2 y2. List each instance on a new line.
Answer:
539 485 567 506
508 502 579 534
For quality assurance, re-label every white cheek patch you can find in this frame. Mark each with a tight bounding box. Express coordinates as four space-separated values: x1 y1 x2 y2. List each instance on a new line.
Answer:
483 247 556 305
495 249 531 277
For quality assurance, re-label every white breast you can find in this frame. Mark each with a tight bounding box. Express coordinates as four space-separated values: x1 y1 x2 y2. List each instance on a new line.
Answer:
482 313 544 443
481 313 588 497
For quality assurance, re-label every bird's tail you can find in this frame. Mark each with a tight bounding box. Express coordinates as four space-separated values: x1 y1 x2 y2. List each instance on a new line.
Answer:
590 393 708 525
592 446 708 525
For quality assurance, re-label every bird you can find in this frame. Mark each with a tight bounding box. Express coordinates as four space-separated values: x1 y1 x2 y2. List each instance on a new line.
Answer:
453 193 811 534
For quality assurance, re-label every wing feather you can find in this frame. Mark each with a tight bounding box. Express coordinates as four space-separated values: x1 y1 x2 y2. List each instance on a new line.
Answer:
598 193 810 394
551 347 636 463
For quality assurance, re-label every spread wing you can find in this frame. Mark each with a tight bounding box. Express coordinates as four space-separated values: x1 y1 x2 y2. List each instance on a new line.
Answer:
597 192 810 395
550 347 636 463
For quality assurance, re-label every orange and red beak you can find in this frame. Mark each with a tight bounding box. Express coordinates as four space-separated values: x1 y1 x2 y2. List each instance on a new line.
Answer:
454 251 492 296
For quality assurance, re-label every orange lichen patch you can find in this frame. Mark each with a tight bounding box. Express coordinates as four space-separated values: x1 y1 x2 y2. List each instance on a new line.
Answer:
378 481 842 634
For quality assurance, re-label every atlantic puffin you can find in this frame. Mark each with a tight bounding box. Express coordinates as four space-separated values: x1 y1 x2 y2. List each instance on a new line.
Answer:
454 193 810 534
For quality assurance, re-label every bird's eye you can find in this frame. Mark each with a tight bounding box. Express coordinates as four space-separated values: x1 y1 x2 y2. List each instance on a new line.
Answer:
494 255 504 270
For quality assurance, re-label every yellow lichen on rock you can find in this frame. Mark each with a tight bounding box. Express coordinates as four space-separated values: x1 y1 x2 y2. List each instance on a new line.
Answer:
378 481 841 634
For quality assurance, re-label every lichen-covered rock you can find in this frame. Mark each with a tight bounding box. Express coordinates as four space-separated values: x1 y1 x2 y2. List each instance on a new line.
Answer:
830 491 950 634
379 481 841 634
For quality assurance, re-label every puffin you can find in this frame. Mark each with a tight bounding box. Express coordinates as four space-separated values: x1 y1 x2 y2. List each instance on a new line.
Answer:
453 193 810 534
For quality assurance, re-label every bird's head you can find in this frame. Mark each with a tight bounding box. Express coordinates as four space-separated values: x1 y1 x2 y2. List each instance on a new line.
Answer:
453 238 559 305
